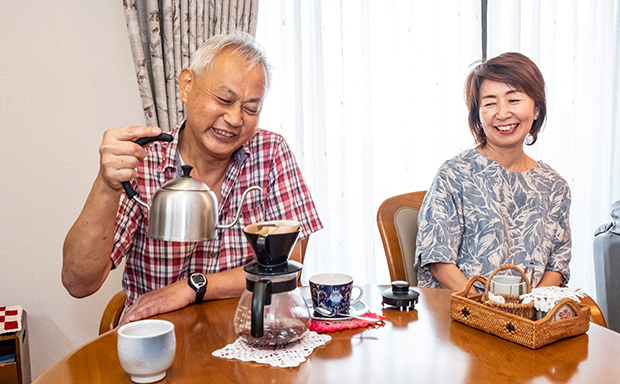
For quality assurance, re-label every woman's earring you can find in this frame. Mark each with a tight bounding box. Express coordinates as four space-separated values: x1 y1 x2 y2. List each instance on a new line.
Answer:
534 110 540 120
525 132 534 145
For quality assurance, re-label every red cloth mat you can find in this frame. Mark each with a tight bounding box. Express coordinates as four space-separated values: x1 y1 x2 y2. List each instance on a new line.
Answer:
0 305 23 334
309 312 386 333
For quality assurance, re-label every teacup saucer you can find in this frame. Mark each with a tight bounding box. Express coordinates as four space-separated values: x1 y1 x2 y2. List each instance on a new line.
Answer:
306 299 370 321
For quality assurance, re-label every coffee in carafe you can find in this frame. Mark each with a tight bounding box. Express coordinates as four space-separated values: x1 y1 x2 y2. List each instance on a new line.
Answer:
233 220 311 349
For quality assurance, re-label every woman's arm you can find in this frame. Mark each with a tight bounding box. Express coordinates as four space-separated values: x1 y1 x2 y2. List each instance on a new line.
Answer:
536 270 562 287
543 181 572 286
415 162 468 288
430 262 477 294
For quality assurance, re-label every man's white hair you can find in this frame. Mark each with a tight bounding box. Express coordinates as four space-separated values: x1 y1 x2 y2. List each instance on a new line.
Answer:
189 32 272 91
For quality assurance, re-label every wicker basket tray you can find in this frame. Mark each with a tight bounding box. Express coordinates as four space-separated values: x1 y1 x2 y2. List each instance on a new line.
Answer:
451 269 590 349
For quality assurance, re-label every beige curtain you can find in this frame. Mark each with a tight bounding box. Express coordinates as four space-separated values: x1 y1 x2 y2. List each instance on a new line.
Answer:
123 0 260 130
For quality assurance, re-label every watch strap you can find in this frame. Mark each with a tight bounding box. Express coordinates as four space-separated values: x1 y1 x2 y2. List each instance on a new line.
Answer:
195 286 206 303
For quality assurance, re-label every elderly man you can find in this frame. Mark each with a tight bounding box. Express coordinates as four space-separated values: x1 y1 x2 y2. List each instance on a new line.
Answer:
62 33 322 326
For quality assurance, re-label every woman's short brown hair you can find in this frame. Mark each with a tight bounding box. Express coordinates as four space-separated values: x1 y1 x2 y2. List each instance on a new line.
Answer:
464 52 546 146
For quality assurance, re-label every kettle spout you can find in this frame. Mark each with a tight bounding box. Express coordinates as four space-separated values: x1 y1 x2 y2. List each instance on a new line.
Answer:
217 186 262 229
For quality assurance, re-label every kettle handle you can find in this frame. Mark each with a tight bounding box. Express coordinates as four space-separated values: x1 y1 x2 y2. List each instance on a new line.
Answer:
251 279 272 338
217 186 262 229
121 134 174 199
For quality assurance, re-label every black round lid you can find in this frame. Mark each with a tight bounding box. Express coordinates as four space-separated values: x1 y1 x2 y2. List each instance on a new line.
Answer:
382 280 420 310
243 259 303 276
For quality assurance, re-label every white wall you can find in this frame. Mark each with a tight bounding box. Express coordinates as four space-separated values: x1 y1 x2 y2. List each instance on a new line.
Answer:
0 2 144 379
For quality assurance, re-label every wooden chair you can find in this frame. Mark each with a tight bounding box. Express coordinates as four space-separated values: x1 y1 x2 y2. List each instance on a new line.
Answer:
98 290 126 335
578 294 607 327
376 191 426 286
376 190 608 327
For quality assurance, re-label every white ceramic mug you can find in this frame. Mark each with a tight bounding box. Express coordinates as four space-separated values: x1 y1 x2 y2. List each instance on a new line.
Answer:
309 273 364 316
489 275 526 296
117 319 176 383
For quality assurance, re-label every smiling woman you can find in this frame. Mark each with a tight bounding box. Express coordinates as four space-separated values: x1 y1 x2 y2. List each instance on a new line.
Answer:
415 52 570 292
465 52 547 172
467 54 546 142
477 80 537 171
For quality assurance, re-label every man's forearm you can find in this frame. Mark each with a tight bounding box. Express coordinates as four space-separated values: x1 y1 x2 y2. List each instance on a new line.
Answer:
202 266 247 300
62 175 122 297
120 265 248 326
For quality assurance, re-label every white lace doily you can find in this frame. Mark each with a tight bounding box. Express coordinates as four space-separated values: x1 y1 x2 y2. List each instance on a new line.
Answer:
212 331 331 368
520 286 585 312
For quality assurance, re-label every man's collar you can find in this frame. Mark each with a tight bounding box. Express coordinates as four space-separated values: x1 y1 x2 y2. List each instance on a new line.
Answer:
157 123 182 175
232 143 251 165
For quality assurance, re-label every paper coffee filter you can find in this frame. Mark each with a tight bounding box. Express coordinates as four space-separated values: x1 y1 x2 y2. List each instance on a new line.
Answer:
272 223 300 234
246 220 300 234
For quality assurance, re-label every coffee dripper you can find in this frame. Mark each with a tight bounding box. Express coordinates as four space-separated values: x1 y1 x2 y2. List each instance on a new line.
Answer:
233 221 311 349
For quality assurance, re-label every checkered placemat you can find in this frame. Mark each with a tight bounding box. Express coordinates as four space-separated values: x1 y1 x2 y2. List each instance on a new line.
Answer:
0 305 23 335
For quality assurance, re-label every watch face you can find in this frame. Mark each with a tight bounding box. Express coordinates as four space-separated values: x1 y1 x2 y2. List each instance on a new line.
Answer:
191 273 206 288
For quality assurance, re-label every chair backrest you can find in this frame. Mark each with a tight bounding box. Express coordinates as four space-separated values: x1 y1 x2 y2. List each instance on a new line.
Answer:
377 191 427 286
578 294 608 328
99 290 127 335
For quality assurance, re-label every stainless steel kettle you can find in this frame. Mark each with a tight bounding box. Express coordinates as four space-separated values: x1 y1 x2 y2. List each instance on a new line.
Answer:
121 134 261 242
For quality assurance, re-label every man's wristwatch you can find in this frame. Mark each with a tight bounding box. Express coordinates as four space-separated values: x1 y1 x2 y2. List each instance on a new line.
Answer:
188 273 207 303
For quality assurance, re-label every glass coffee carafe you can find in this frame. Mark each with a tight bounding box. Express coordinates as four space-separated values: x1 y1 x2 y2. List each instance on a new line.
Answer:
233 221 311 349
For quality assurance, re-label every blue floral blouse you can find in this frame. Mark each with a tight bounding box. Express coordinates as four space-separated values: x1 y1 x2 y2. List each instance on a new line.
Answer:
415 148 571 288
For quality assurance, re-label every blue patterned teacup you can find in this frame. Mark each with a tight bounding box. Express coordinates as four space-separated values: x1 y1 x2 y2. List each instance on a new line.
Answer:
309 273 364 317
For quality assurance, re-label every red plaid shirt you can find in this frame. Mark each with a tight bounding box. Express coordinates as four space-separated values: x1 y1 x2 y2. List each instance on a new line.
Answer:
111 123 323 306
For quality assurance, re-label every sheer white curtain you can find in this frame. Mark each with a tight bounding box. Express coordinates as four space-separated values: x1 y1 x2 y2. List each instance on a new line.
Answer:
256 0 481 284
487 0 620 297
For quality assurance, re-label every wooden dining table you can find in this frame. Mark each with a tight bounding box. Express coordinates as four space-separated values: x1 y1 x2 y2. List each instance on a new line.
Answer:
34 285 620 384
